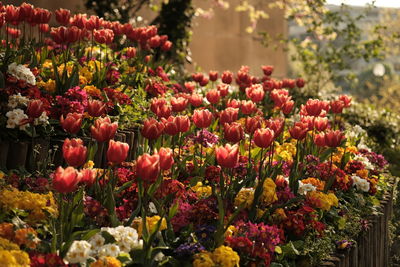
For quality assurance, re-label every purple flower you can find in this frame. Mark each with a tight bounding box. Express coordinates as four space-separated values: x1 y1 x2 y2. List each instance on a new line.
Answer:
174 243 205 258
188 129 219 148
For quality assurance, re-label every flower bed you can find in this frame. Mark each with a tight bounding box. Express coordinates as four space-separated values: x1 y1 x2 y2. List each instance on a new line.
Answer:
0 3 396 267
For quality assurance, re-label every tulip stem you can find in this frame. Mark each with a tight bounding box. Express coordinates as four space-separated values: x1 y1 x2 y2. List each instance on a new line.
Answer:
199 129 204 169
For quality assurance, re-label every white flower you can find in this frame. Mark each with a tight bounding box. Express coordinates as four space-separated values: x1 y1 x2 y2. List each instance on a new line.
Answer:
149 202 158 214
351 175 370 192
298 181 317 195
98 243 120 258
89 233 105 251
64 240 92 264
154 252 165 262
34 112 49 126
353 155 374 170
8 62 36 85
7 93 29 108
6 108 28 130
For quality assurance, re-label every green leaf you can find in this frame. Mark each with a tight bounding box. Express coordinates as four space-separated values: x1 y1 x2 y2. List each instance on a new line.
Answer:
101 231 116 244
168 201 179 220
0 72 5 89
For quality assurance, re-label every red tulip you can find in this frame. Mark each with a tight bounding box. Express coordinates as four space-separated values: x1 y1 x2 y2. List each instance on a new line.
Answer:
305 99 325 117
7 27 20 39
91 117 118 142
261 65 274 76
314 132 326 147
176 115 191 132
206 89 220 104
53 166 80 194
216 144 239 168
209 71 218 82
60 113 82 135
70 13 87 29
266 118 285 138
157 147 174 170
227 99 241 109
5 5 20 25
224 122 244 143
107 140 129 165
241 100 256 115
330 100 345 114
324 130 345 148
136 153 160 183
300 116 315 131
125 47 137 58
39 24 50 33
270 89 291 108
246 84 265 103
339 95 352 108
19 3 34 23
199 77 209 87
62 138 87 167
217 84 229 97
55 8 70 25
192 109 213 128
150 98 171 119
189 94 203 107
184 82 196 94
80 168 97 187
281 100 294 115
161 41 172 51
289 122 309 140
162 116 179 136
254 128 275 148
221 71 233 84
171 97 188 112
87 99 106 117
296 78 305 88
141 118 164 140
27 99 44 118
94 29 114 44
50 26 81 44
314 117 328 131
85 15 102 31
245 116 262 134
219 107 239 125
192 73 204 83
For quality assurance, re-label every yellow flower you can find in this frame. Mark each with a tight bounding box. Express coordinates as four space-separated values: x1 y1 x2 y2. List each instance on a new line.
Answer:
191 182 212 198
356 169 369 179
307 191 338 211
79 66 93 82
274 141 296 161
234 188 254 209
0 238 19 251
37 79 56 93
14 228 39 249
42 60 53 69
83 160 95 169
212 246 240 267
0 188 58 223
260 178 278 205
0 171 4 179
90 256 122 267
225 225 237 238
300 177 325 191
132 216 167 236
0 249 30 267
193 251 215 267
84 85 102 96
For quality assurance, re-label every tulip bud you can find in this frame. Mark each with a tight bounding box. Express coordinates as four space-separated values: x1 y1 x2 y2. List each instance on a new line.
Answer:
209 71 218 82
339 95 352 108
245 116 262 135
224 122 244 143
281 100 294 115
324 130 345 148
27 99 45 118
261 65 274 76
221 71 233 84
91 117 118 142
206 89 220 104
330 100 345 114
314 117 328 131
171 96 188 112
80 168 97 187
63 138 87 167
189 94 203 107
136 153 160 183
305 99 325 117
219 107 238 125
157 147 174 170
266 118 285 138
253 128 275 148
87 99 106 117
107 140 129 165
226 99 241 109
241 100 256 115
125 47 137 58
314 133 326 147
216 144 239 168
296 78 305 88
289 122 309 140
175 115 191 133
199 77 209 87
60 113 83 135
246 84 265 103
53 166 80 194
192 109 213 128
217 84 229 97
161 40 172 51
141 118 164 140
162 116 179 136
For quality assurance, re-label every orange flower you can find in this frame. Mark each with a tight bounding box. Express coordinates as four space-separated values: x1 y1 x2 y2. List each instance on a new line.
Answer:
14 228 39 249
0 223 14 240
356 169 369 179
301 178 325 191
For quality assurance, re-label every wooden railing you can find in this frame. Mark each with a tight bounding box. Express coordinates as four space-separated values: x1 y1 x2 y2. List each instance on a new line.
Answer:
319 177 397 267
